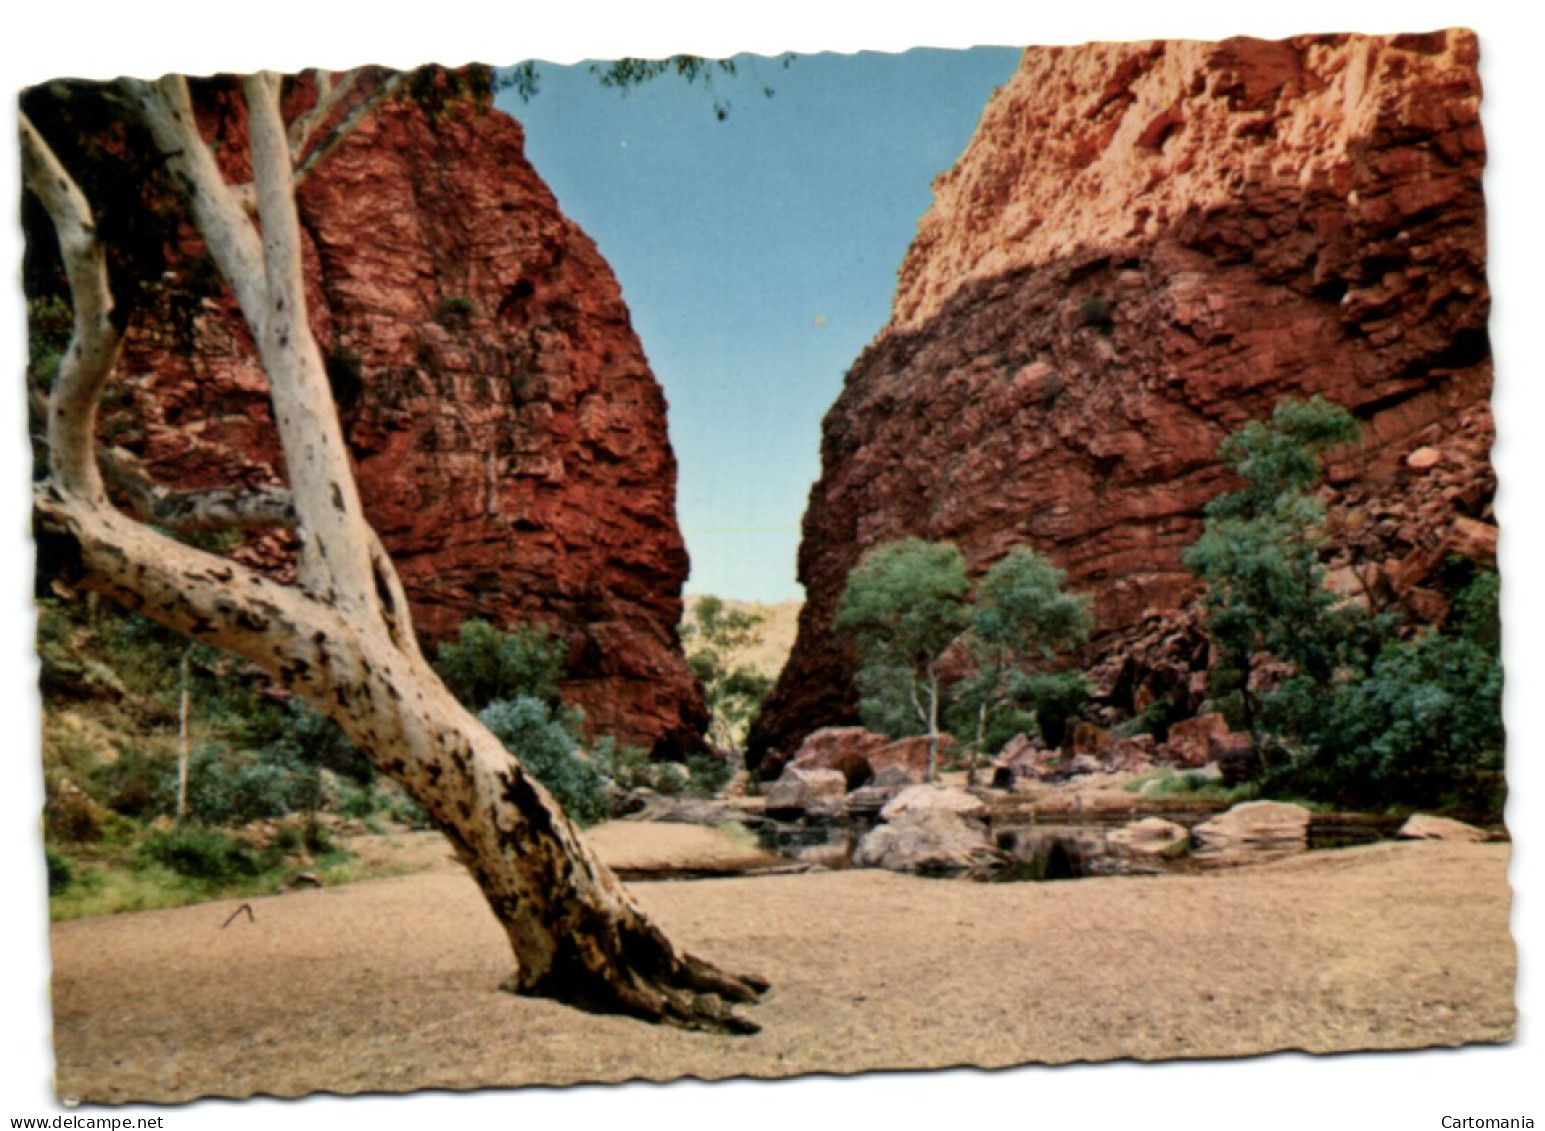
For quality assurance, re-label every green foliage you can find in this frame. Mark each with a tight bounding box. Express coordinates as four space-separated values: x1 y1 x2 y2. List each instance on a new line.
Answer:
479 697 609 827
435 619 568 713
182 742 318 826
1131 696 1187 743
46 848 74 895
961 548 1092 758
591 738 655 792
89 746 173 819
1266 570 1504 817
1018 670 1091 750
684 751 733 798
27 295 73 392
138 826 266 883
837 540 972 780
1183 397 1361 729
262 700 373 786
1185 397 1503 818
683 597 773 750
435 295 477 324
838 540 1092 777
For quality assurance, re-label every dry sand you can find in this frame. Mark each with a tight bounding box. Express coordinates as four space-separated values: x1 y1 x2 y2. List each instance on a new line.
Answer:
48 827 1515 1103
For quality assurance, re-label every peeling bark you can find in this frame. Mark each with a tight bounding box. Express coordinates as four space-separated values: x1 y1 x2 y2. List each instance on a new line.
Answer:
21 74 766 1034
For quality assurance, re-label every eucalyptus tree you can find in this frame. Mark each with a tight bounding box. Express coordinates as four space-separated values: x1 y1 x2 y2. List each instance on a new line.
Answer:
958 547 1091 780
834 539 971 781
21 68 764 1033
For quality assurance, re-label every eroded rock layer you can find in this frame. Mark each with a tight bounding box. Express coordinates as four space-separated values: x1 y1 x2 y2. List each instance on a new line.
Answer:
88 74 707 755
752 31 1490 769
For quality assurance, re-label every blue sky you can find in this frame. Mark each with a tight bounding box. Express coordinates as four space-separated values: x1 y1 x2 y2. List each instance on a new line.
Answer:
497 49 1021 602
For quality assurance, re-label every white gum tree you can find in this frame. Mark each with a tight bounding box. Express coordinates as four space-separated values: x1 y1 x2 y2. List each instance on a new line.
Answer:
21 70 766 1033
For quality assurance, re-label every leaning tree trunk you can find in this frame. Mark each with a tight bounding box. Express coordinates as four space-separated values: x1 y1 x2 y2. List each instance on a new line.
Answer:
22 71 765 1033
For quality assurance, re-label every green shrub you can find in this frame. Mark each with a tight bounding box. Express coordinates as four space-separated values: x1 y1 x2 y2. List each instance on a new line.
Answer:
46 848 74 895
592 739 654 791
684 750 732 798
182 742 314 826
435 619 568 713
1265 571 1504 818
138 826 266 883
90 746 174 819
479 697 609 827
651 762 688 796
436 295 477 323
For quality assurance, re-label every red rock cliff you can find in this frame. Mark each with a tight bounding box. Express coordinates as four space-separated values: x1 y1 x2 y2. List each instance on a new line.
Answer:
752 31 1491 769
90 74 707 757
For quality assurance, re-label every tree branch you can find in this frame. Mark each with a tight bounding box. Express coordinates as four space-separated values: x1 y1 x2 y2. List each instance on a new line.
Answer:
19 111 121 506
123 76 269 329
97 447 296 533
245 70 379 612
287 69 350 163
292 70 406 191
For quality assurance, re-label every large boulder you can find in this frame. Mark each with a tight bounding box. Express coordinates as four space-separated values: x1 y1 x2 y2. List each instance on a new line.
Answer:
880 784 987 822
853 809 1002 874
1107 816 1190 859
788 726 885 790
1193 800 1311 863
1162 714 1231 768
871 735 951 783
763 768 848 818
1397 814 1490 843
1064 721 1115 761
991 733 1061 787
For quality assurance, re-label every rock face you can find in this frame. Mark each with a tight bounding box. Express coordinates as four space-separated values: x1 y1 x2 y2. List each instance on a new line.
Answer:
81 74 706 755
752 32 1492 767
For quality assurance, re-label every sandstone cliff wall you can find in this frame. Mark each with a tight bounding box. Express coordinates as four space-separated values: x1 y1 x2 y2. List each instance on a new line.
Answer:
64 74 706 756
752 31 1491 769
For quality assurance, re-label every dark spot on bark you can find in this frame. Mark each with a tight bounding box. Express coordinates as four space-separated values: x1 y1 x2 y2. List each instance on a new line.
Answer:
233 609 269 633
330 483 344 512
499 769 557 841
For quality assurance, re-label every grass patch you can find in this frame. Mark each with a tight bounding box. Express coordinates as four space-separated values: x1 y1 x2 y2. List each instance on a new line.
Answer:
1123 767 1262 805
48 823 449 922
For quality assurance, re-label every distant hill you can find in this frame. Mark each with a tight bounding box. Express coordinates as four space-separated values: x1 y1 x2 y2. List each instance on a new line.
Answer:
682 597 802 683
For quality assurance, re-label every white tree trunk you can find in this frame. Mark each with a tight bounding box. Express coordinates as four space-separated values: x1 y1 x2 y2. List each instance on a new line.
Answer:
23 72 764 1033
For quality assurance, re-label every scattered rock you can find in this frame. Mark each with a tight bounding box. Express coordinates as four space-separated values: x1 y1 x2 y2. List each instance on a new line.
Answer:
1194 801 1311 863
764 768 848 818
879 784 987 822
991 735 1062 787
853 809 1003 874
1162 714 1231 768
1107 817 1191 859
1065 721 1115 761
1397 813 1489 843
789 727 886 790
1406 447 1445 471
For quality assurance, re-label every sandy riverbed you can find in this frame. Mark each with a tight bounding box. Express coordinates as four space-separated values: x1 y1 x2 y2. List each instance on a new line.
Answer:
48 825 1515 1103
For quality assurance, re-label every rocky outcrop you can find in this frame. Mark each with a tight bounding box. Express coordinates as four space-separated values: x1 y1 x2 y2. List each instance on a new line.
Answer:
43 72 706 755
752 32 1491 766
